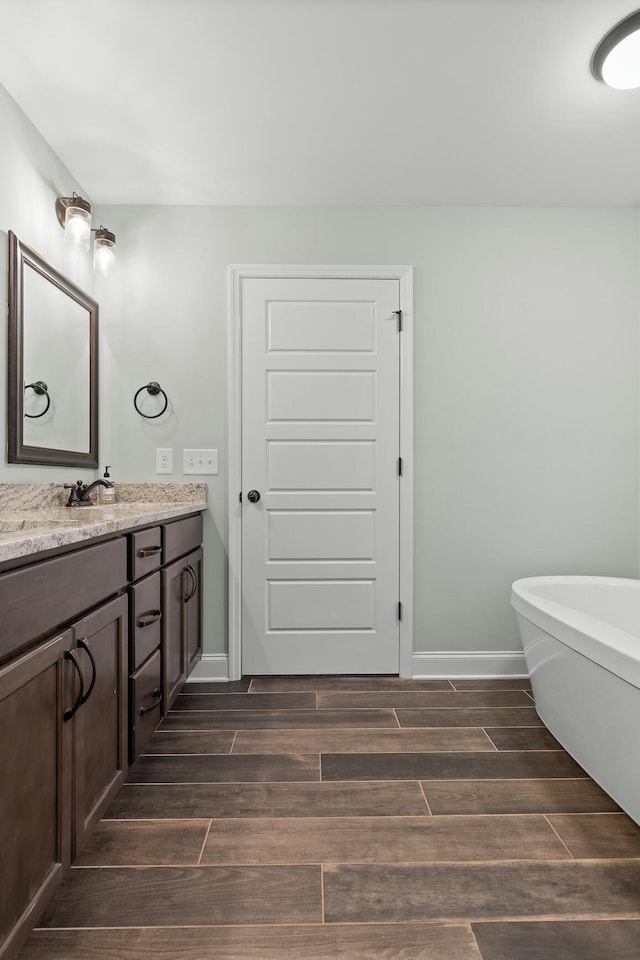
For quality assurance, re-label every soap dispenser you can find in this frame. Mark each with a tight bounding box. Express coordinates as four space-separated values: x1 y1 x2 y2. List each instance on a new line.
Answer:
98 466 116 505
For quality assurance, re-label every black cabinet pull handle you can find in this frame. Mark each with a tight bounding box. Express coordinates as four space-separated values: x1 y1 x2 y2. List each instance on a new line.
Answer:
78 638 97 705
63 649 85 721
183 565 193 602
184 564 197 602
138 545 162 558
139 689 162 715
137 611 162 628
188 564 197 601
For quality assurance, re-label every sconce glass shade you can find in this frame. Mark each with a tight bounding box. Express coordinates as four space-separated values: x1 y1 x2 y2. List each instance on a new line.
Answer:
93 226 116 277
592 10 640 89
56 194 92 249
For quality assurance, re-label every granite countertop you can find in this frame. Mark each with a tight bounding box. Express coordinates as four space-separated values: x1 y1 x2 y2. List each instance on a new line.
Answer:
0 483 207 564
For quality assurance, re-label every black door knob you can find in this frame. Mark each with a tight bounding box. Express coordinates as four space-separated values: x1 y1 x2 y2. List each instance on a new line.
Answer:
247 490 261 503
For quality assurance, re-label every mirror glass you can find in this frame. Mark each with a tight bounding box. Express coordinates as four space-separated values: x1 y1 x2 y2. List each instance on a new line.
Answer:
8 231 98 468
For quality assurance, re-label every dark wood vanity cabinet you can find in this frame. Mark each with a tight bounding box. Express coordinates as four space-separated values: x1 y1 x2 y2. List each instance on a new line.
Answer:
128 529 163 762
71 595 128 854
185 547 204 676
161 515 203 713
0 538 128 960
0 593 128 959
0 509 203 959
162 547 203 711
0 631 72 960
128 514 203 755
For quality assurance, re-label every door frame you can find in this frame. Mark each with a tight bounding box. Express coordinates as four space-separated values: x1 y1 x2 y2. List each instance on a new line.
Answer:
228 264 414 680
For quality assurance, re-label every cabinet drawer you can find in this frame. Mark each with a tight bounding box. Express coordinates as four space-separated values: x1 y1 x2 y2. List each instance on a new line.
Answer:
162 514 203 565
130 649 162 761
0 538 127 666
129 571 162 670
129 527 163 581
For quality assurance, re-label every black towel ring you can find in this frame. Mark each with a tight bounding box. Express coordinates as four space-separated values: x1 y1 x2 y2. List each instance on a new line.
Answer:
133 381 168 419
24 381 51 418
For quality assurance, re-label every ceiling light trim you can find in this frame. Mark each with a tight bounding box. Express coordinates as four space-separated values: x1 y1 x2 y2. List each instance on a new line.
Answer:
591 8 640 87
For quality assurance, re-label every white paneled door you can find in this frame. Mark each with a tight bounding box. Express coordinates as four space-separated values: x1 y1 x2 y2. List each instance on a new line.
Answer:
241 277 401 674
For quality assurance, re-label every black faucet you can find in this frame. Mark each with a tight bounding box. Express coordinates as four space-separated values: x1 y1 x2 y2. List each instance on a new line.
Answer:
64 479 114 507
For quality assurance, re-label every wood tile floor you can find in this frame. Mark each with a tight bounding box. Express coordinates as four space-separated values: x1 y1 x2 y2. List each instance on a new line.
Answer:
19 676 640 960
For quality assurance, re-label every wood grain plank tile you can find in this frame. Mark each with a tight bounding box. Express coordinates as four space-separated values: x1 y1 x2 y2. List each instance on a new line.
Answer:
318 691 534 709
322 750 586 782
19 923 483 960
183 679 252 693
547 814 640 859
232 728 495 754
143 731 235 755
160 708 399 730
127 754 319 783
172 692 316 711
39 865 321 927
396 708 542 728
484 727 562 751
451 679 532 691
251 677 454 692
323 860 640 923
74 820 210 866
422 779 622 815
106 780 429 820
471 920 640 960
201 814 569 865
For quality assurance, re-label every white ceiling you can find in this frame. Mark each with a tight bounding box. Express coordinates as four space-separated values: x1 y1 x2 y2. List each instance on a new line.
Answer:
0 0 639 205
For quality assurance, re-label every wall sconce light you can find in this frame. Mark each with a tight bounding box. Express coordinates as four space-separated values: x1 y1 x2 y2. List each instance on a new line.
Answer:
56 193 116 276
592 9 640 89
93 226 116 278
55 192 92 249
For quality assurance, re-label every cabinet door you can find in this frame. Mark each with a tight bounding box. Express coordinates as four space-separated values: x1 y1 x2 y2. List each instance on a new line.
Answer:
72 595 128 855
161 558 188 712
0 631 73 960
184 547 203 676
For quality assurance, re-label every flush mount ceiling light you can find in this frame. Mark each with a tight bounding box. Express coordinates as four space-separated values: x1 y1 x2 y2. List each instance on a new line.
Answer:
55 192 92 249
591 9 640 89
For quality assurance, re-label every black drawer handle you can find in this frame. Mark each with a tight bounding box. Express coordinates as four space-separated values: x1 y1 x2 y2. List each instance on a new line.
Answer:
78 638 97 706
137 611 162 628
63 649 85 721
184 564 197 602
138 545 162 558
139 689 162 715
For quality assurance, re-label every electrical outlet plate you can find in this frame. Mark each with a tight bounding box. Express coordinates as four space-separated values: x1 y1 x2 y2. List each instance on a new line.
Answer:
156 448 173 474
183 448 219 475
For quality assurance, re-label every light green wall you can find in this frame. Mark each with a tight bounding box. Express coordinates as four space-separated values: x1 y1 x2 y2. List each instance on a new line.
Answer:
1 81 637 659
0 83 96 482
95 204 640 656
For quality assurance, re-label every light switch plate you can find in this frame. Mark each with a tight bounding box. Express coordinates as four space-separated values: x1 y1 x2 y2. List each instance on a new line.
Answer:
183 448 219 475
155 448 173 474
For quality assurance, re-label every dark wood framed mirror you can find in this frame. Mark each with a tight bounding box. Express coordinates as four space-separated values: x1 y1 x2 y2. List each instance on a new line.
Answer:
7 231 98 468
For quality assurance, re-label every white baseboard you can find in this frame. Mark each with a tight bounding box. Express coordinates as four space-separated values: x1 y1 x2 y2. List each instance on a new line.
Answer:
187 654 230 682
412 650 528 679
187 650 527 682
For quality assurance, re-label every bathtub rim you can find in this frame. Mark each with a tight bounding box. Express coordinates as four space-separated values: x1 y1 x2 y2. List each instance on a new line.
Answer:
511 575 640 691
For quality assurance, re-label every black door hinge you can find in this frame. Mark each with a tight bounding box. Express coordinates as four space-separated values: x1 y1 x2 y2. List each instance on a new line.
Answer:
393 309 403 332
239 491 242 503
397 456 403 476
397 601 403 621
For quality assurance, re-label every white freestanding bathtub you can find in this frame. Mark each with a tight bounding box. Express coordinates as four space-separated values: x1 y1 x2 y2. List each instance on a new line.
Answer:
511 576 640 825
